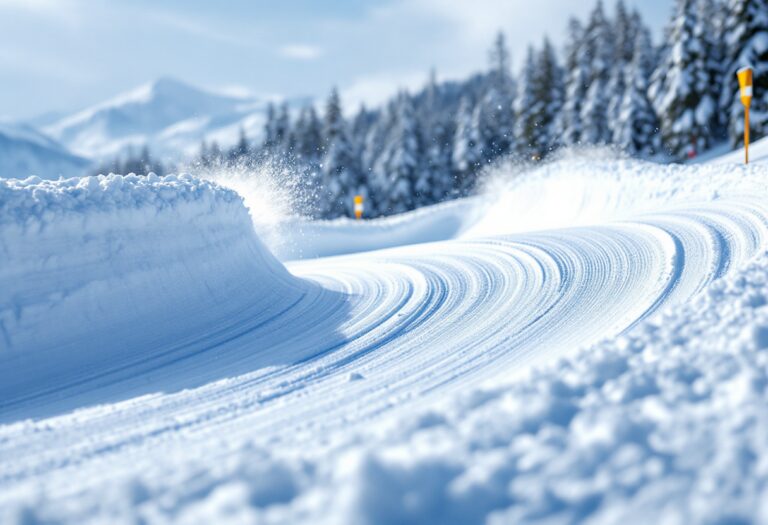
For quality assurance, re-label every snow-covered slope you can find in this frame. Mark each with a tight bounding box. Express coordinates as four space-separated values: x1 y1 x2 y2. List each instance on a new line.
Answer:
0 121 90 179
43 77 295 160
4 155 768 523
707 134 768 165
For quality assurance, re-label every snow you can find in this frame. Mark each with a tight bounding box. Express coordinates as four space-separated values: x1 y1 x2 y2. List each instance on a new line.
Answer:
42 77 308 161
0 121 91 180
707 134 768 165
0 173 302 416
4 148 768 523
270 197 483 260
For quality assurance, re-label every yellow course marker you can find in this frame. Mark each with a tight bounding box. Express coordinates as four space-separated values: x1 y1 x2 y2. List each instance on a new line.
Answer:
354 195 364 220
737 66 753 164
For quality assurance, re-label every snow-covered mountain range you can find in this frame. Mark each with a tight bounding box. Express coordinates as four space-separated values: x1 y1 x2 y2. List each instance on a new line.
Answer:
0 121 90 180
42 77 304 162
1 77 311 180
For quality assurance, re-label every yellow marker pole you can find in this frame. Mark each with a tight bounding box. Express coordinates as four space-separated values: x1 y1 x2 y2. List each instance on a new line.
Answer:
737 66 753 164
746 106 750 164
354 195 364 220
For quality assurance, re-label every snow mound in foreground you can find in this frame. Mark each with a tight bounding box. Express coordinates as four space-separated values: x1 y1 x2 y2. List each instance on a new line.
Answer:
0 174 301 396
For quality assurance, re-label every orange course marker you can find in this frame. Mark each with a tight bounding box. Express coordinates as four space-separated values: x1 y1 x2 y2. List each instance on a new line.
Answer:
737 66 753 164
354 195 364 220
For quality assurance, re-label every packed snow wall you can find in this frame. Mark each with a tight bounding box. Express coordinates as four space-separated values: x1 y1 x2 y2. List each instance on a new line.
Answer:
0 174 304 401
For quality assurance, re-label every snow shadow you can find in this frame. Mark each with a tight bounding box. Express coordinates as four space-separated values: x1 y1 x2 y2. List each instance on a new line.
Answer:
0 280 354 424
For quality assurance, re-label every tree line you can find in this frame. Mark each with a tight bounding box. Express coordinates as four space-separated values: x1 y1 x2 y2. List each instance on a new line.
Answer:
102 0 768 220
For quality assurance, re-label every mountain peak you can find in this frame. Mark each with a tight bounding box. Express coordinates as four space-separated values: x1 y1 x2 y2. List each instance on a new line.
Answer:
42 78 268 160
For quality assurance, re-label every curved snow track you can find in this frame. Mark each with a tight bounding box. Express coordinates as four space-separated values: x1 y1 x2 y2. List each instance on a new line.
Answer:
3 160 768 516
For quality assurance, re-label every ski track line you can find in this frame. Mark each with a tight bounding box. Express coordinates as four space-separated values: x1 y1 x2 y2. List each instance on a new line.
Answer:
1 198 768 501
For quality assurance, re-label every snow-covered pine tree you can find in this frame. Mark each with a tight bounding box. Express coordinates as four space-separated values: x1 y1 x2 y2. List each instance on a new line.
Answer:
695 0 726 139
535 38 565 157
361 102 397 214
614 24 662 156
352 105 376 142
649 0 721 159
229 127 249 163
631 9 658 79
579 0 615 145
351 105 376 169
514 46 540 159
292 106 324 213
417 70 454 206
321 88 363 218
262 102 278 152
515 41 564 159
721 0 768 146
560 18 589 146
273 102 291 156
295 105 323 161
606 0 638 134
373 93 421 214
480 32 515 160
452 96 483 195
698 0 727 135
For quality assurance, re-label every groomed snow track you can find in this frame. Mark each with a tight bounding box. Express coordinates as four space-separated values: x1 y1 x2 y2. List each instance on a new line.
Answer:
3 158 768 523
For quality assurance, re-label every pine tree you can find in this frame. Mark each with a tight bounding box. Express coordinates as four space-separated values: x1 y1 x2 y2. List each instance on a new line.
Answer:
614 0 637 64
274 102 291 154
514 46 540 158
295 105 323 161
374 94 421 214
482 32 516 159
606 0 638 133
580 0 615 144
535 38 565 157
262 102 278 151
721 0 768 146
351 105 376 166
452 96 483 194
515 41 564 159
420 71 454 204
321 88 363 218
650 0 721 158
291 106 324 216
701 0 727 134
560 18 589 145
229 127 249 163
614 25 662 156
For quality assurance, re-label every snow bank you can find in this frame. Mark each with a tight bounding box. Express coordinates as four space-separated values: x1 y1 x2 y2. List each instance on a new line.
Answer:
468 155 768 238
0 174 301 401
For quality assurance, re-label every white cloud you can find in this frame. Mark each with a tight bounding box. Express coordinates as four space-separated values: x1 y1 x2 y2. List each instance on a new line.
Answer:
279 44 324 61
145 10 255 48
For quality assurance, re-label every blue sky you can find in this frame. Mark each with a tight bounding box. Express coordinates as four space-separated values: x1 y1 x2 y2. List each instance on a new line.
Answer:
0 0 672 119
